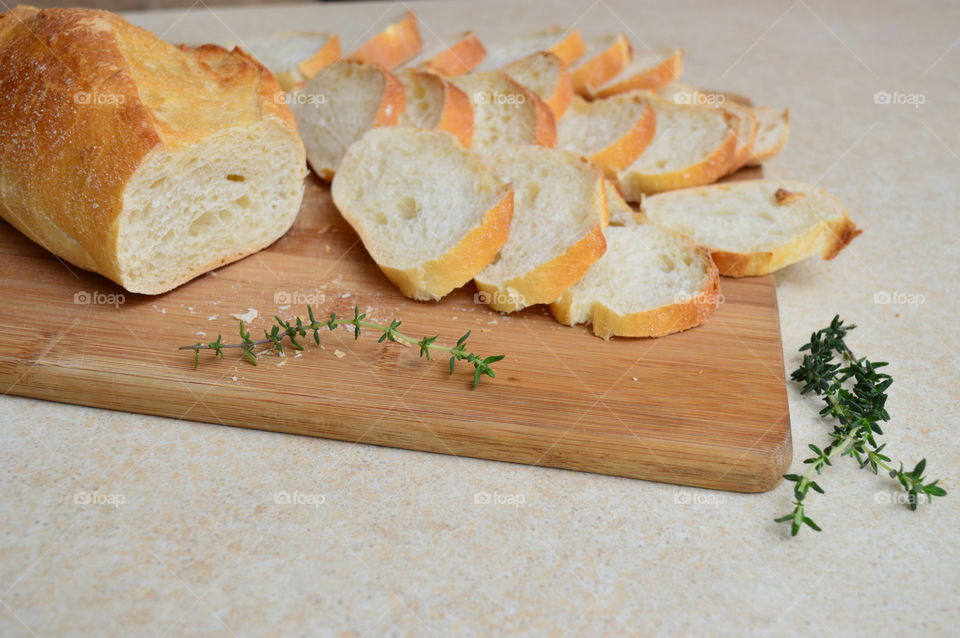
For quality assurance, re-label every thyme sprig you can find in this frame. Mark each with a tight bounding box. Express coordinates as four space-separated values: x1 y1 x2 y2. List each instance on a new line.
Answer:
776 316 947 536
180 305 504 387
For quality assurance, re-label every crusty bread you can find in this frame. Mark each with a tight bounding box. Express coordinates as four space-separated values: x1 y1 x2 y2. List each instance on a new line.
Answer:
411 31 486 77
746 107 790 166
570 34 632 96
722 100 759 174
480 26 585 70
502 51 574 120
348 11 422 70
604 180 639 226
0 6 306 295
397 69 474 148
587 47 684 99
332 128 513 301
642 179 862 277
292 60 404 181
452 71 556 152
557 94 656 176
657 81 705 105
617 95 738 199
242 31 341 91
474 146 607 312
550 209 721 338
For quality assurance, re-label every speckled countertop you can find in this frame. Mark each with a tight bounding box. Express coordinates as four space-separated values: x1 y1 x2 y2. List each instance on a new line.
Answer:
2 1 959 636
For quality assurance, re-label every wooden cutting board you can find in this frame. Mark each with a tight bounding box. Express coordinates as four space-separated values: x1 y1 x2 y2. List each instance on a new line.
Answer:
0 171 791 493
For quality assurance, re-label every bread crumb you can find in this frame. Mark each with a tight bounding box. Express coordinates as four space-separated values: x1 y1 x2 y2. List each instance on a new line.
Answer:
195 331 206 337
231 308 258 323
207 314 219 321
632 377 638 382
278 305 290 311
334 349 346 359
481 328 491 333
340 292 352 299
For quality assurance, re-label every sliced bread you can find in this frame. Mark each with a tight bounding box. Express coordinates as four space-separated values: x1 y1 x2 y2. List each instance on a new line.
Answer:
397 68 474 147
452 71 556 153
480 26 585 70
570 34 632 96
331 127 513 300
242 31 341 91
413 31 486 77
292 60 404 180
586 47 684 99
745 107 790 166
617 95 738 199
722 101 759 174
502 51 574 119
348 11 422 70
642 179 862 277
474 146 607 312
557 93 656 176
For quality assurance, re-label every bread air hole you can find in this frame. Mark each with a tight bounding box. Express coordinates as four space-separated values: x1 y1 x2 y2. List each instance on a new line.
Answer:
189 210 220 237
398 196 420 220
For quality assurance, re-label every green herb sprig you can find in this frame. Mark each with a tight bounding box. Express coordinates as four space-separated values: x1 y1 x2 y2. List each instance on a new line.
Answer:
776 316 947 536
180 305 504 387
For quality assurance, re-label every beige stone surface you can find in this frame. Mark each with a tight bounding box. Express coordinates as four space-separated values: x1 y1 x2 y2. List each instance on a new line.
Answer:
2 1 959 635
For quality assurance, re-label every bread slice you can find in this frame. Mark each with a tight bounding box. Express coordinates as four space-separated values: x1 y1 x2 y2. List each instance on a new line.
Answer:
557 94 656 176
397 68 473 148
617 95 738 199
452 71 556 153
657 81 703 105
570 34 632 96
348 11 422 70
412 31 486 77
242 32 341 91
550 212 721 339
722 101 759 174
331 127 513 301
604 180 639 226
474 146 607 312
480 26 585 70
745 107 790 166
586 47 684 99
642 179 862 277
502 51 573 119
292 60 404 181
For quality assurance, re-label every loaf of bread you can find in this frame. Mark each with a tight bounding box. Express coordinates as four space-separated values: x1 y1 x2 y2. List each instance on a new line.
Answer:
0 6 307 294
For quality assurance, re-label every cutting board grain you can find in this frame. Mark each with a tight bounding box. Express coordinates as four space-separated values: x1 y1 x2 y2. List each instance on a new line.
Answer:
0 172 791 492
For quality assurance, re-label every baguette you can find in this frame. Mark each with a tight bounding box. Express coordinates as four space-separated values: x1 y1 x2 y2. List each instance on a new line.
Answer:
412 31 486 77
242 31 341 91
397 69 474 148
348 11 423 70
570 34 632 96
0 6 306 295
452 71 556 152
617 95 738 199
586 47 684 99
474 146 607 312
331 128 513 301
722 100 759 174
480 26 585 69
745 107 790 165
557 94 656 176
502 51 574 119
642 179 861 276
292 60 405 180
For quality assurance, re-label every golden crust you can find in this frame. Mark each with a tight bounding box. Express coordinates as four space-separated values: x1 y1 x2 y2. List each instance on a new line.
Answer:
746 107 791 166
436 78 475 148
421 31 486 77
0 6 301 285
527 83 558 148
544 60 574 120
586 48 684 99
587 98 657 176
379 187 514 300
619 111 739 198
296 34 342 82
571 35 632 96
349 11 422 70
722 102 759 175
548 29 586 67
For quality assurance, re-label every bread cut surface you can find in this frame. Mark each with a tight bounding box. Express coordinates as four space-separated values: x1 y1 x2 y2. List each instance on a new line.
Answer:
502 51 573 119
642 179 862 276
617 95 737 199
397 69 474 147
0 7 306 295
746 107 790 165
722 100 759 174
331 128 513 300
292 60 404 180
411 31 486 77
587 47 684 98
348 10 422 70
557 94 656 175
480 26 585 70
474 146 607 312
242 31 340 91
452 71 556 153
570 34 632 96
